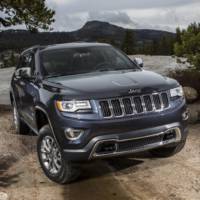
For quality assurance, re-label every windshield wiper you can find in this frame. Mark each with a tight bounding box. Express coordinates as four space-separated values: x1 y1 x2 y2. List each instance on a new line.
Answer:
94 67 136 72
95 68 115 72
45 74 69 79
94 62 137 72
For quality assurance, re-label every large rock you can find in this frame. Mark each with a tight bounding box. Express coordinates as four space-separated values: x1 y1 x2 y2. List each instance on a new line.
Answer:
0 192 8 200
188 103 200 124
183 87 198 103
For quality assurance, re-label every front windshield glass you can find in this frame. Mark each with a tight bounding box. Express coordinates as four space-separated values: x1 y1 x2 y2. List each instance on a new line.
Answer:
40 46 140 78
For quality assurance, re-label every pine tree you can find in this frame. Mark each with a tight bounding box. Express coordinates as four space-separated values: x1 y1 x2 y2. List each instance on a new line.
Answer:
122 30 135 55
1 54 4 61
174 22 200 70
176 27 182 44
0 0 55 32
10 51 16 66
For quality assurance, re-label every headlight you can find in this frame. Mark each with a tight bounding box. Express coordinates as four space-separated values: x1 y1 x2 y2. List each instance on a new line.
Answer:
56 100 91 112
170 86 184 97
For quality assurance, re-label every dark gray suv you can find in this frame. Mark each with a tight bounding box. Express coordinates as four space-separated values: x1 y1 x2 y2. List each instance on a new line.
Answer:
10 43 188 184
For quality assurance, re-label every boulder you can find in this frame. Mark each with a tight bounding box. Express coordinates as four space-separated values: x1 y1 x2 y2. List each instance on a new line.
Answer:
188 103 200 124
0 192 8 200
183 87 198 103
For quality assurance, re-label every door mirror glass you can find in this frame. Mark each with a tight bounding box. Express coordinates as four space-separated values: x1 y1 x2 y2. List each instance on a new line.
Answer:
16 52 35 79
134 57 144 68
17 67 31 78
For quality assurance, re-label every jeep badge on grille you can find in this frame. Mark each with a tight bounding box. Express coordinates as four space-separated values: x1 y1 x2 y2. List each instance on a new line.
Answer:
128 88 141 94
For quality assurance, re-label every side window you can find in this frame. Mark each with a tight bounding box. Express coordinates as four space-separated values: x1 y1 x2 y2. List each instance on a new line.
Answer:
27 54 35 76
16 56 24 69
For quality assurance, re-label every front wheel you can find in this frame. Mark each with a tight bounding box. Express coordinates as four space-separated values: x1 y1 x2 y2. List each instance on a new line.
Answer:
149 140 186 158
37 125 80 184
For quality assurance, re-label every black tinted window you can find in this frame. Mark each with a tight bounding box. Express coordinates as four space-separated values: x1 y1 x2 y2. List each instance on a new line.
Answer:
40 46 139 77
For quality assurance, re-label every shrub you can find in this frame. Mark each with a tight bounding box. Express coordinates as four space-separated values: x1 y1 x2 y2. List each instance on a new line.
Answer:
174 23 200 70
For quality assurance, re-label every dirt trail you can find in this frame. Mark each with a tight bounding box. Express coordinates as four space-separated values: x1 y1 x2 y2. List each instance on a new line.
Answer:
0 110 200 200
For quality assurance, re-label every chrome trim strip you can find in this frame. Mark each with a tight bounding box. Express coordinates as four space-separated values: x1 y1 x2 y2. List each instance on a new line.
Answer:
89 127 181 159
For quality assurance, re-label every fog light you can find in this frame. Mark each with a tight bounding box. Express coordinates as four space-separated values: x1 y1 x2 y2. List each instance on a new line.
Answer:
65 128 84 140
182 109 189 121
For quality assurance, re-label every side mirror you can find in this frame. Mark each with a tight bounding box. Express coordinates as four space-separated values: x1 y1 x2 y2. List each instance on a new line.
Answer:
17 67 31 78
134 57 144 68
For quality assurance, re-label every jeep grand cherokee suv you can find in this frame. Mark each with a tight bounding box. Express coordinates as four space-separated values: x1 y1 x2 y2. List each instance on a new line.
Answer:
10 43 188 184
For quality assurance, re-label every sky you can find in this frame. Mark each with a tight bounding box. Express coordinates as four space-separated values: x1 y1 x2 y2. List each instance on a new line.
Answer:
2 0 200 32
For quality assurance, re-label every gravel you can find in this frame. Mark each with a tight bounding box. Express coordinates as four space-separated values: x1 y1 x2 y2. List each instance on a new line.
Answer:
0 110 200 200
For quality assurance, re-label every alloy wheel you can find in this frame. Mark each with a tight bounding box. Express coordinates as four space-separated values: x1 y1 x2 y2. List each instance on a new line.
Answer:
40 136 62 175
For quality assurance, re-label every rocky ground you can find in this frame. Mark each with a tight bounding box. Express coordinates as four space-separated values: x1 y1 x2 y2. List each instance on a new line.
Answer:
0 109 200 200
0 67 14 106
130 55 190 74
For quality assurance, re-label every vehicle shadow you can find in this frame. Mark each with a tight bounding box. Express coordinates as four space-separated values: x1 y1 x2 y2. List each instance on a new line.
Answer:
0 131 37 188
61 156 145 200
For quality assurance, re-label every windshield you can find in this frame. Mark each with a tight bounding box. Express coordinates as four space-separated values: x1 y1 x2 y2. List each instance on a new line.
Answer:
40 46 140 78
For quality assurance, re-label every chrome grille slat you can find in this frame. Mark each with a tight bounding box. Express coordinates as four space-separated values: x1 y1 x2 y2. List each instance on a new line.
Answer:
153 94 161 110
140 96 147 112
119 98 126 116
111 99 123 116
143 95 152 111
161 92 169 108
150 95 156 111
108 100 114 117
99 91 170 118
159 93 164 110
134 96 143 113
130 97 137 114
123 97 134 115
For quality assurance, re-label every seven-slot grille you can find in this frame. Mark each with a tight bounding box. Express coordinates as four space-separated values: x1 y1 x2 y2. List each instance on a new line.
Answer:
99 92 169 118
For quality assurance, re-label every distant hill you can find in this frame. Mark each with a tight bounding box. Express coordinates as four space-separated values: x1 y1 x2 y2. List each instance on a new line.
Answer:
75 21 175 44
0 20 175 52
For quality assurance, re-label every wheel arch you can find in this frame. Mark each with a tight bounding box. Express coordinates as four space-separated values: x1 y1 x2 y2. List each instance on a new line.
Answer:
35 106 60 147
35 108 49 131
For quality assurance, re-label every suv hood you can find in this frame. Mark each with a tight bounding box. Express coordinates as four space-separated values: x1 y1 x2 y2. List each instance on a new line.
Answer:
45 70 179 98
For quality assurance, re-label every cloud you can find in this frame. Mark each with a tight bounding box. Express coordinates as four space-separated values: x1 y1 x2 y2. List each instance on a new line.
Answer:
88 11 138 28
48 0 199 12
53 13 88 31
1 0 200 32
125 2 200 31
47 0 200 32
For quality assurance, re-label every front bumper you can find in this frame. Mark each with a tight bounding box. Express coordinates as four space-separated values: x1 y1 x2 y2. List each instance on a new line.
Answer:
63 124 188 161
89 126 182 159
49 98 188 161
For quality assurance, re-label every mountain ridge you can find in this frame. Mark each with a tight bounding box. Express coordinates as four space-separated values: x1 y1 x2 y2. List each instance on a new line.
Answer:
0 20 175 52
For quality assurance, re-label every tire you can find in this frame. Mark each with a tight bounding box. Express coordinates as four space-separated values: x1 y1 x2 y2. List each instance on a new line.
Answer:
37 125 80 184
13 104 30 135
149 140 186 158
